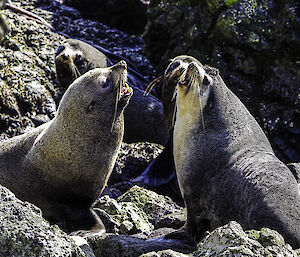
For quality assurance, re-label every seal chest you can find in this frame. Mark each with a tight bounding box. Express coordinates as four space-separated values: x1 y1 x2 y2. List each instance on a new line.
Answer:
173 61 300 249
0 61 133 234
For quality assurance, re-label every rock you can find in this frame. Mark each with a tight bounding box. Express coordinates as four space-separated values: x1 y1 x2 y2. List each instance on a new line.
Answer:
0 184 85 256
0 3 62 139
118 185 186 229
62 0 148 34
144 0 300 164
194 221 298 256
94 195 154 234
95 186 185 234
109 142 164 187
71 236 96 257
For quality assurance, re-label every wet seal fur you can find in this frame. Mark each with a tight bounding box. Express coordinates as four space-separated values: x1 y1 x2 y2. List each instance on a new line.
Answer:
55 39 168 145
0 61 132 234
172 61 300 248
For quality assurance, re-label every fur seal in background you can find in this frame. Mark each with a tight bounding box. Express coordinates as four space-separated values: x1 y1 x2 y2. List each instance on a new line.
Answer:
55 39 168 145
134 55 202 187
172 61 300 248
0 61 132 234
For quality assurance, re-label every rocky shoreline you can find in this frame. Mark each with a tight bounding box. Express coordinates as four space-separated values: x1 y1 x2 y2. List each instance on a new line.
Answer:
0 0 299 256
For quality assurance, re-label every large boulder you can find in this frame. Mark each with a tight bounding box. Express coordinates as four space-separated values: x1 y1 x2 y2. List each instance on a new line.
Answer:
0 184 85 256
143 0 300 163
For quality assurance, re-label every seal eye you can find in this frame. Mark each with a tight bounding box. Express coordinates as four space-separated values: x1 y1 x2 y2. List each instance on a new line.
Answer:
56 46 65 55
169 61 180 72
103 80 113 89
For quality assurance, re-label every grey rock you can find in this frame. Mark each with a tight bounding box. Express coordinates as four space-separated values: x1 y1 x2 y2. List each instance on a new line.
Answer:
71 236 96 257
94 195 154 234
194 221 298 257
118 185 186 229
109 142 164 186
0 184 85 256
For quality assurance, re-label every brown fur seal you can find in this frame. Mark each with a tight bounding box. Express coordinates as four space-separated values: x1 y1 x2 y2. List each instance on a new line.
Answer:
55 39 168 145
172 61 300 248
0 61 132 234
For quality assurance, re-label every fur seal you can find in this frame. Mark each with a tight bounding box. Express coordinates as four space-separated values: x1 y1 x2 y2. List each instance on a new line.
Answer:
172 61 300 248
0 61 132 234
134 55 202 187
55 39 168 145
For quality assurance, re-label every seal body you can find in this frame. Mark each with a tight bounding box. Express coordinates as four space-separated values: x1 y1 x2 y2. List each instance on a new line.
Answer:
55 39 168 145
0 61 132 233
173 62 300 248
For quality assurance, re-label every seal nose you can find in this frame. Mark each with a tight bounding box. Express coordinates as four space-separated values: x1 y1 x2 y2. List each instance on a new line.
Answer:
112 60 127 71
187 62 198 72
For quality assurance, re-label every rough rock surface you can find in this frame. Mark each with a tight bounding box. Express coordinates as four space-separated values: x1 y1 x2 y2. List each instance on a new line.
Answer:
0 184 84 256
118 185 185 229
144 0 300 163
194 221 298 257
62 0 148 34
95 186 185 234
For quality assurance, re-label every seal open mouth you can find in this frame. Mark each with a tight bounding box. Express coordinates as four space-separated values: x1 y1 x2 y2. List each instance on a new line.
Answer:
120 83 132 99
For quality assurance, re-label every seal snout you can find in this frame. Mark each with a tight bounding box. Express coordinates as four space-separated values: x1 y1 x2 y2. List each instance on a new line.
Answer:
112 60 127 71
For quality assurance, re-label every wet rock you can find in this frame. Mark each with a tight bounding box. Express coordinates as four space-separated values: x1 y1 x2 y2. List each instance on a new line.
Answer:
144 0 300 163
194 221 298 256
0 184 85 256
62 0 148 35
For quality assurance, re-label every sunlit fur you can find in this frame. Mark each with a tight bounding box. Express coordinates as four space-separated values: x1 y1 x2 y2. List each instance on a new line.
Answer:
111 68 129 131
174 62 212 130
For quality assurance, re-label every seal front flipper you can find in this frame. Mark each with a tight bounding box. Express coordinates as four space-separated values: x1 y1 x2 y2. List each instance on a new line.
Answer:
133 138 175 187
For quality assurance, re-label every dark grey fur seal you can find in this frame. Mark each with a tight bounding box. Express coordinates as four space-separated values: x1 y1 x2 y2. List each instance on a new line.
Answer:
55 39 168 145
0 61 132 234
172 61 300 248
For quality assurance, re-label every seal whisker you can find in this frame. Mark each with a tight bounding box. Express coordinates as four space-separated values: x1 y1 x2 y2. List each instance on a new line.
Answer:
144 76 163 96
